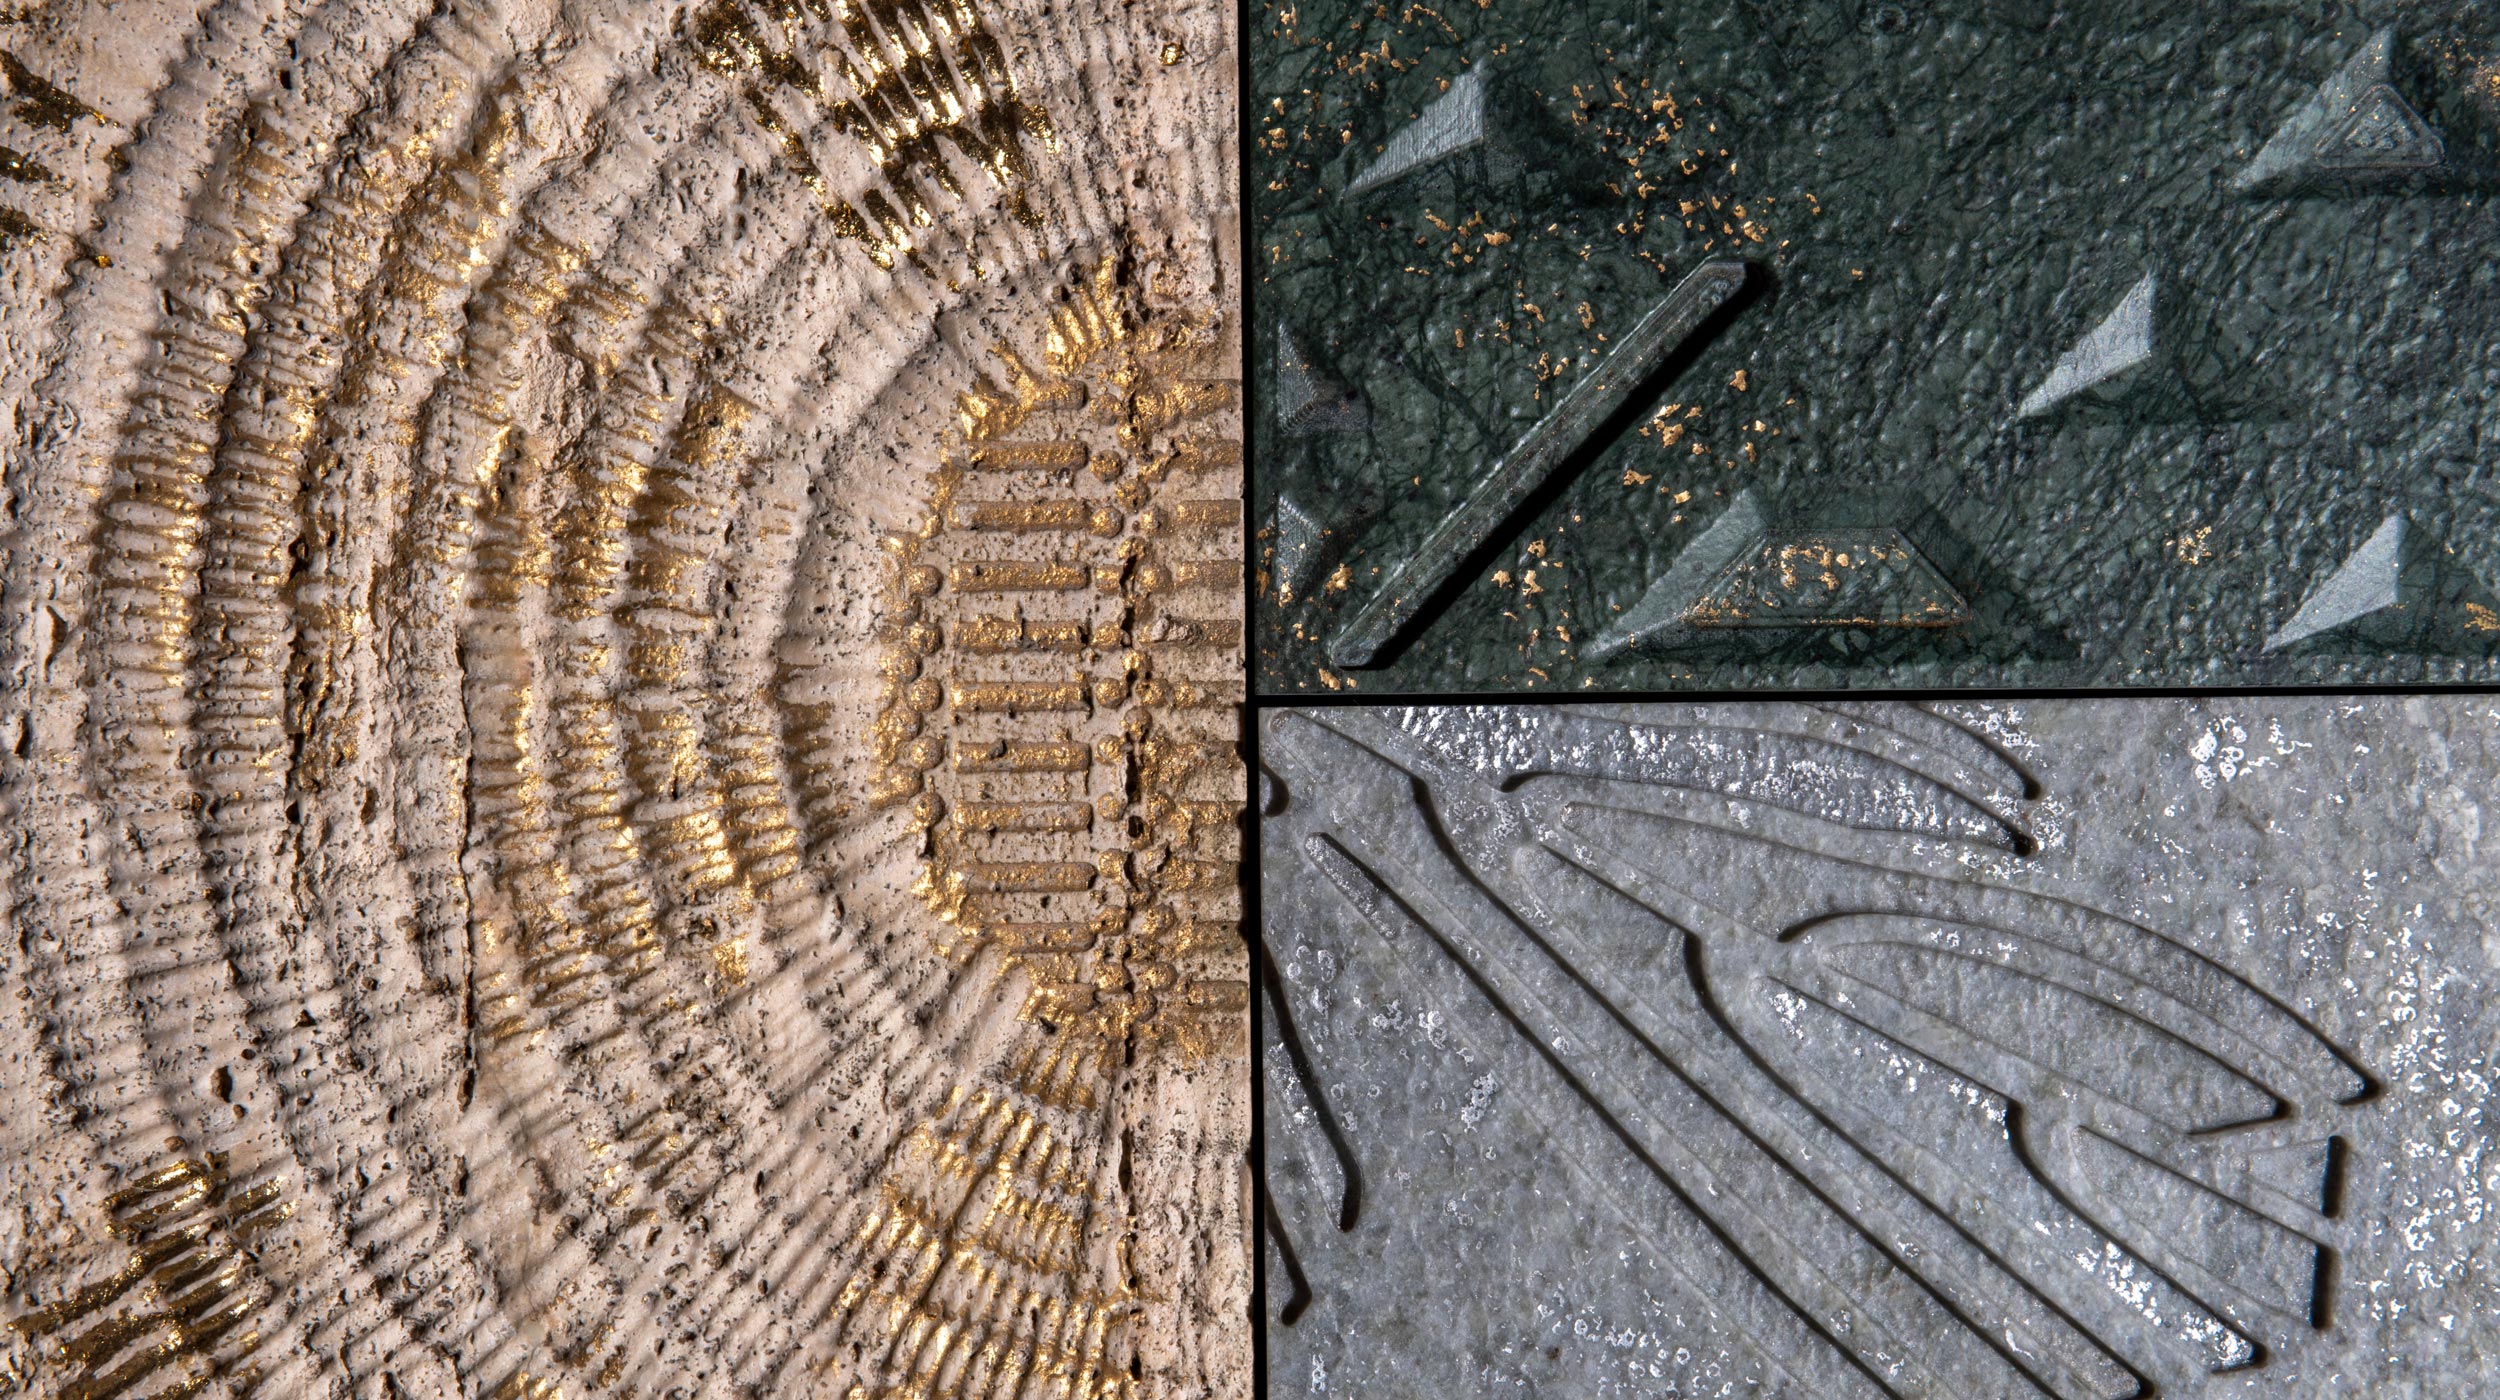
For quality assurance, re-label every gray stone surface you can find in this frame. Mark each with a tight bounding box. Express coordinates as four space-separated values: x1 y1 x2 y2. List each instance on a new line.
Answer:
1261 698 2500 1398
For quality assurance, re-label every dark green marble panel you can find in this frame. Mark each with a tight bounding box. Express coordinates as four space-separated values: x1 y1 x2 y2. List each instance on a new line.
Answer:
1253 0 2500 693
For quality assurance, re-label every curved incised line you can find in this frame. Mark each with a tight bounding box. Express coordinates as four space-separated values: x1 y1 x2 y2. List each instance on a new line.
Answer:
1257 942 1360 1233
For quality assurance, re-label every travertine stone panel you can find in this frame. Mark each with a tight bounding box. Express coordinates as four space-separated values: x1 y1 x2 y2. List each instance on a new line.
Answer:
0 3 1246 1398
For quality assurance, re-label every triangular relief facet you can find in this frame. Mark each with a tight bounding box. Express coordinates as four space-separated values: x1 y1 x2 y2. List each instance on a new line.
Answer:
2233 28 2467 195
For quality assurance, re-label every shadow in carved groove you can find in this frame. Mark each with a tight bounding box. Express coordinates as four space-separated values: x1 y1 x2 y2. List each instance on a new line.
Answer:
1259 1177 1316 1325
1260 703 2374 1400
1258 940 1362 1232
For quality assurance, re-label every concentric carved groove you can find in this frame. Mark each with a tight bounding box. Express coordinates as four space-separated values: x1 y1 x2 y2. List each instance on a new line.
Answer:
867 254 1248 1062
7 1153 295 1400
0 1 1244 1397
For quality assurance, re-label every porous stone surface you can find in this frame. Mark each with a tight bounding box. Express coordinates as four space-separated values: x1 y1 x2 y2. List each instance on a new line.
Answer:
1262 698 2500 1398
0 4 1247 1398
1252 1 2500 693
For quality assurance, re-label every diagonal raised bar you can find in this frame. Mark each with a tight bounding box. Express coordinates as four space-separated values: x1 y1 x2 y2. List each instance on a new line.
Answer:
1329 258 1748 668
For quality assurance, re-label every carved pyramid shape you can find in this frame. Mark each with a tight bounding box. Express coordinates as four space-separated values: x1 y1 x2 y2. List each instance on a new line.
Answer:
2014 267 2253 425
2266 514 2407 652
1273 493 1324 600
1691 529 1968 630
2234 28 2461 194
2317 84 2445 171
1275 322 1369 435
1584 490 1771 659
1586 490 1970 659
2265 512 2500 655
2018 271 2161 420
1345 67 1520 197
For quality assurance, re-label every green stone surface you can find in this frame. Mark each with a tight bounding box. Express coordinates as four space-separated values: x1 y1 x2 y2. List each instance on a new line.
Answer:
1252 1 2500 693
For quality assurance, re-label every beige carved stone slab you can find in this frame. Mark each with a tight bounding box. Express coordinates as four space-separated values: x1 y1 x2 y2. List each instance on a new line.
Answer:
0 3 1246 1398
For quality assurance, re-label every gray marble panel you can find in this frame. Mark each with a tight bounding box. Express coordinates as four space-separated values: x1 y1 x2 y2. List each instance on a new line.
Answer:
1261 698 2500 1398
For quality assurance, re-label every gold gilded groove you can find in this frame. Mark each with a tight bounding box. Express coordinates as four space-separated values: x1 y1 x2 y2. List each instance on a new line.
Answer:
401 227 585 575
958 346 1084 442
963 440 1086 472
947 499 1118 535
1146 917 1241 959
89 81 403 1021
828 1213 944 1327
711 709 809 900
0 200 40 248
0 141 57 183
463 413 743 1257
1129 735 1231 781
0 48 105 132
9 1153 294 1400
831 1072 1138 1400
618 383 761 930
839 1287 1139 1400
872 246 1247 1077
770 675 850 850
952 615 1089 653
1043 260 1131 374
1184 980 1252 1009
302 87 549 807
1137 799 1236 840
465 428 612 1029
1003 1038 1109 1114
882 1188 1081 1281
230 121 567 1003
952 738 1089 774
1121 379 1237 448
947 559 1087 592
1139 498 1239 534
951 861 1095 894
945 680 1087 713
949 801 1088 834
543 297 725 1007
1132 676 1236 710
98 316 246 807
1153 858 1237 893
816 525 951 824
901 1083 1103 1227
549 697 669 987
1138 557 1241 592
555 302 711 620
974 922 1094 951
1149 435 1241 478
559 265 649 379
695 420 820 910
691 0 1056 268
1145 614 1240 649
